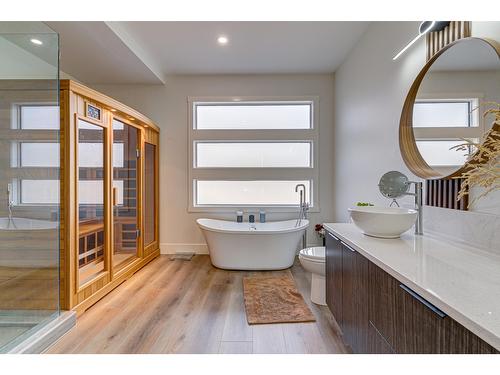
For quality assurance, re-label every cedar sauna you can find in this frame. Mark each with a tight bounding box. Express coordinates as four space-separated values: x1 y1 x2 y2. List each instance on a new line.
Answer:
60 80 160 313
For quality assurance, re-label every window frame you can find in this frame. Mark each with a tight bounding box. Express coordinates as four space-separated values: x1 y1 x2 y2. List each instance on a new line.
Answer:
188 96 320 213
413 95 485 172
9 102 60 207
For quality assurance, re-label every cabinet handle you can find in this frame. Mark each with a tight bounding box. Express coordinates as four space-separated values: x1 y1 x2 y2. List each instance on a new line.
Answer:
327 232 339 241
399 284 447 319
340 241 356 252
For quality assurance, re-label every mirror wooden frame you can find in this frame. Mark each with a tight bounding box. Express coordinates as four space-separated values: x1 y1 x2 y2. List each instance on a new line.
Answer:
399 37 500 179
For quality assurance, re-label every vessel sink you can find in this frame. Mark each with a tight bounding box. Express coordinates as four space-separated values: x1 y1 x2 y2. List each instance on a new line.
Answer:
348 206 418 238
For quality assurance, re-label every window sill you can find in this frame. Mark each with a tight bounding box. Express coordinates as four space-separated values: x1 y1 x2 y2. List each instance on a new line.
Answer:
188 205 320 214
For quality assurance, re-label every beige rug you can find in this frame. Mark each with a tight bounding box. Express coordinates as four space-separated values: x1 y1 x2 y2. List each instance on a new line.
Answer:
243 273 316 324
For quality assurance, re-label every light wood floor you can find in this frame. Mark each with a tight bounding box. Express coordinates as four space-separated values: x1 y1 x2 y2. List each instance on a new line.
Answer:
46 255 349 354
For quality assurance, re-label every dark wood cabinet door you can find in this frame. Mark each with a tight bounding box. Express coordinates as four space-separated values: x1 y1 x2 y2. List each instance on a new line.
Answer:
368 321 395 354
368 261 399 349
341 242 369 353
441 318 499 354
325 231 343 327
394 283 448 354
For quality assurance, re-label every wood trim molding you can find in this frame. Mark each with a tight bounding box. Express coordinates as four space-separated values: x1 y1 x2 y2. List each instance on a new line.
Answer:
60 80 160 132
399 37 500 180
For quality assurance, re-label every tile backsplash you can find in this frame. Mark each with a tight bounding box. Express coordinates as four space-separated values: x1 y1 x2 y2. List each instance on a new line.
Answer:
424 206 500 255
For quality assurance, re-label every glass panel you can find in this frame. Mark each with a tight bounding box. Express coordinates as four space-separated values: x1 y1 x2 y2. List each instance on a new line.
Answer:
195 103 312 129
416 140 474 166
112 119 139 271
79 143 123 168
20 142 59 167
21 180 59 204
144 143 156 246
0 25 60 352
413 101 471 127
78 119 105 287
196 180 311 206
20 105 59 129
195 142 311 168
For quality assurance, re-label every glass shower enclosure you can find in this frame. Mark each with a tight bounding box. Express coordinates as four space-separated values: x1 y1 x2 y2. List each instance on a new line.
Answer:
0 22 60 352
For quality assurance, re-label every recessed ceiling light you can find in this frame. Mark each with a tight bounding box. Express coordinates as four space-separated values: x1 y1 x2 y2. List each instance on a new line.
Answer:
110 109 117 112
30 38 43 45
129 117 135 121
217 36 228 45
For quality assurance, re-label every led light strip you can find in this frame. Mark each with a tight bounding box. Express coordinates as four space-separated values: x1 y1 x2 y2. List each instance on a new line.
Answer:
393 21 436 61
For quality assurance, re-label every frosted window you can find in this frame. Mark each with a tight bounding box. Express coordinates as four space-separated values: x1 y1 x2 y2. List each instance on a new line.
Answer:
20 105 59 129
416 140 473 166
195 142 311 168
195 103 312 129
78 143 123 168
413 102 471 127
21 180 59 204
196 180 310 206
20 143 59 167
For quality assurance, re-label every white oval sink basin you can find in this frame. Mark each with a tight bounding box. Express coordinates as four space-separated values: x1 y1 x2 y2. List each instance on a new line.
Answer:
348 206 417 238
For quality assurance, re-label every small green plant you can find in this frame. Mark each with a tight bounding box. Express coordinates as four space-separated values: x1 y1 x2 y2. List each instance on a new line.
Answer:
356 202 374 207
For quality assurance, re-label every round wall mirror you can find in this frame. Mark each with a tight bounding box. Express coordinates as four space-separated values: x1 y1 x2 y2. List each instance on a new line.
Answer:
399 37 500 179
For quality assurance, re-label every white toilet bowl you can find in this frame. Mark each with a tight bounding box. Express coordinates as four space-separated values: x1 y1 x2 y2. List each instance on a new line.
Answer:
298 246 326 306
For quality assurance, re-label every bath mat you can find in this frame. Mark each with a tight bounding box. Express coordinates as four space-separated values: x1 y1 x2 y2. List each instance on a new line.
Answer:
243 273 316 324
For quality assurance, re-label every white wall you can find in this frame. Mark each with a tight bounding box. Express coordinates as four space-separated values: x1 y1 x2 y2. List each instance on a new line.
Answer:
333 21 500 222
93 74 335 253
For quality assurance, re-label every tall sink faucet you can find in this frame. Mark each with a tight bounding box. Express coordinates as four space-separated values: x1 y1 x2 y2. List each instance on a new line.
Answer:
405 181 423 235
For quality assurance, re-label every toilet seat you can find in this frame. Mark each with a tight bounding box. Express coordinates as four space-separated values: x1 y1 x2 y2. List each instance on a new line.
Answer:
299 246 325 262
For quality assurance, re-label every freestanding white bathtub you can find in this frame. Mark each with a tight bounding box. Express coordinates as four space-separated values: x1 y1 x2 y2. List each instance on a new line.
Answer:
196 218 309 270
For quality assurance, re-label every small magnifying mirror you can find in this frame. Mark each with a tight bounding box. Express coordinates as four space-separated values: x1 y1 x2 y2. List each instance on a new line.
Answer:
378 171 423 235
378 171 410 205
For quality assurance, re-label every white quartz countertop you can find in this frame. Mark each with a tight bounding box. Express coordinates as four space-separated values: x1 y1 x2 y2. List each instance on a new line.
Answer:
323 223 500 351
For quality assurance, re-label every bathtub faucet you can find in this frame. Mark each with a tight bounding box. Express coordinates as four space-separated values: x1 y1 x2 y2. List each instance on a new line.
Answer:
295 184 308 249
295 184 309 226
6 183 16 229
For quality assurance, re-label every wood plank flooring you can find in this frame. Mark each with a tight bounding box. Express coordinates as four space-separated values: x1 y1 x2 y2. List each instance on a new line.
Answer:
46 255 349 354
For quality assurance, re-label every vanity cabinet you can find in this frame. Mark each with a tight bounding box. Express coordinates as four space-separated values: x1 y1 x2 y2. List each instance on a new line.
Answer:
341 240 369 353
325 232 343 326
325 231 369 353
325 228 499 354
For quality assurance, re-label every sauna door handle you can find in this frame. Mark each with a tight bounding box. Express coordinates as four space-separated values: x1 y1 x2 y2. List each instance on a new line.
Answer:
112 187 118 206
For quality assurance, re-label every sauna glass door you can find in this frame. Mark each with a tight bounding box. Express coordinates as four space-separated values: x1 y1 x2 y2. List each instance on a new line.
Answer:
78 119 106 287
112 119 139 271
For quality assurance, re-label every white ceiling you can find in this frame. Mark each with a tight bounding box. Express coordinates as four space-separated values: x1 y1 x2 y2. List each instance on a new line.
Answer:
46 21 370 84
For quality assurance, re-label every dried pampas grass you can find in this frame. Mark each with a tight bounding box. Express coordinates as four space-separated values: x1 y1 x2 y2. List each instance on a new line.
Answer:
452 103 500 207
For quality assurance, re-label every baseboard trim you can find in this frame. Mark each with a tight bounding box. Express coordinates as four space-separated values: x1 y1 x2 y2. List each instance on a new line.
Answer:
160 243 321 255
161 243 209 255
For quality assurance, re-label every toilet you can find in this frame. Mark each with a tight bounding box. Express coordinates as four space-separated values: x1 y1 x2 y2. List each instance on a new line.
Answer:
298 246 326 306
